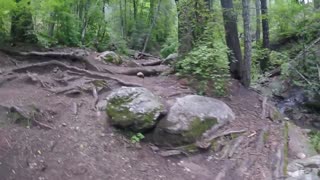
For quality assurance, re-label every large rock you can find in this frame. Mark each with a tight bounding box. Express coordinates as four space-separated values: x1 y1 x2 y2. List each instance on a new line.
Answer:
162 53 178 65
97 51 122 65
287 155 320 180
106 87 165 131
153 95 235 146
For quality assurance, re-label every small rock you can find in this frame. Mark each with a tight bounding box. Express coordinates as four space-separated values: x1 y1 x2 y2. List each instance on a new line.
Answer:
62 123 67 127
159 150 182 157
150 145 160 152
297 152 306 159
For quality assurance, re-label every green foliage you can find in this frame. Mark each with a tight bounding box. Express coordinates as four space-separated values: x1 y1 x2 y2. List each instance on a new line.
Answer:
160 31 178 58
177 23 230 96
130 133 145 143
309 131 320 153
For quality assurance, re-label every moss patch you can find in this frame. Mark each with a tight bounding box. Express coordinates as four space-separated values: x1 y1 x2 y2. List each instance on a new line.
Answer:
106 94 161 131
183 117 217 142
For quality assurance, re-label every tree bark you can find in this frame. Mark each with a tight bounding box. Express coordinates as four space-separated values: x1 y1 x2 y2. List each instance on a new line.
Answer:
315 0 320 9
142 0 162 53
260 0 270 71
11 0 37 43
241 0 252 87
133 0 137 20
255 0 261 42
220 0 242 79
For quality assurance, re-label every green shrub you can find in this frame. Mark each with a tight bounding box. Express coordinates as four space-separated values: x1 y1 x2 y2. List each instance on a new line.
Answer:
177 26 230 96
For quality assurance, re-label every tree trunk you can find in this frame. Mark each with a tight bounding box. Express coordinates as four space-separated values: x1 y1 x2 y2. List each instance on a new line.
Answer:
119 0 124 38
255 0 261 42
142 0 162 53
220 0 242 79
241 0 251 87
133 0 137 20
177 1 194 56
11 0 37 43
315 0 320 9
260 0 270 71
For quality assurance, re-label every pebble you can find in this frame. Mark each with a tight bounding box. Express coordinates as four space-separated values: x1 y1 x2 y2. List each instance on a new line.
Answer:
297 152 306 159
62 123 67 127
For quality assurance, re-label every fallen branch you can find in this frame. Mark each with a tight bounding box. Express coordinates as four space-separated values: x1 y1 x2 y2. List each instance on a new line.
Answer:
228 136 245 158
256 127 269 152
32 118 54 130
9 60 142 87
261 97 268 119
141 60 163 66
134 51 159 60
198 129 248 149
205 129 248 143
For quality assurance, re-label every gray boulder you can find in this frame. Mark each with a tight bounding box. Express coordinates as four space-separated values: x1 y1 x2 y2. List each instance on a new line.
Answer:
97 51 122 65
162 53 178 65
153 95 235 146
106 87 165 131
287 155 320 180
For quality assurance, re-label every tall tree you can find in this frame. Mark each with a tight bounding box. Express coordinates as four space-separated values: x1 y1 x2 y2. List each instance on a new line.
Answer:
255 0 261 42
176 0 209 56
220 0 242 79
142 0 162 53
11 0 37 43
241 0 251 87
315 0 320 9
260 0 270 71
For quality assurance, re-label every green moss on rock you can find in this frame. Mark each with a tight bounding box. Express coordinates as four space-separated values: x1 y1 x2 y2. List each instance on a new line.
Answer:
106 94 162 131
183 117 217 141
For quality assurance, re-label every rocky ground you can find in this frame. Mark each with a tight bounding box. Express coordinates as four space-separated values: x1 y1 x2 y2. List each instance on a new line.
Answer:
0 47 314 180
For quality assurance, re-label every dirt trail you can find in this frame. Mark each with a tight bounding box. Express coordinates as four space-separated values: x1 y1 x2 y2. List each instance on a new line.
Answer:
0 49 284 180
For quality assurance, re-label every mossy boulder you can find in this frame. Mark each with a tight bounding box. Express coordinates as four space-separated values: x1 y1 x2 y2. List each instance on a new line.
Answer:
106 87 165 131
98 51 122 65
153 95 235 146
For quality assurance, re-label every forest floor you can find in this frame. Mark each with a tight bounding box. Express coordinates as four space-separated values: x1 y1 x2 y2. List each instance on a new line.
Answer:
0 47 286 180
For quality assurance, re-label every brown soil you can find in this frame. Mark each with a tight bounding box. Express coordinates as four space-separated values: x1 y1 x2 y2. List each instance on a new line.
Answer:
0 48 284 180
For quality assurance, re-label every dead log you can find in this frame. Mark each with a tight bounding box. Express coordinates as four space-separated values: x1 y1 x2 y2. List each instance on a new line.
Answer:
0 49 101 72
117 66 169 76
141 60 163 66
9 60 142 87
134 51 160 60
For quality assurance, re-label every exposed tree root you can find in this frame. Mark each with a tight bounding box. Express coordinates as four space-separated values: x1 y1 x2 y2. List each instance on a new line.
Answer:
228 136 245 158
256 127 269 152
116 66 169 76
8 60 142 87
0 74 18 87
0 49 101 71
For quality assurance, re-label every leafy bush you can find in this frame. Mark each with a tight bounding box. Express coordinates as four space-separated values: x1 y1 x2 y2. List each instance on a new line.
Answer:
131 133 145 143
177 25 230 96
309 131 320 153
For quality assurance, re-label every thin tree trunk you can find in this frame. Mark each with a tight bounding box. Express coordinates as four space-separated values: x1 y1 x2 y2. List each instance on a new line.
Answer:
255 0 261 42
133 0 137 20
241 0 251 87
119 0 124 38
315 0 320 9
48 12 56 38
142 0 162 53
260 0 270 71
220 0 242 79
